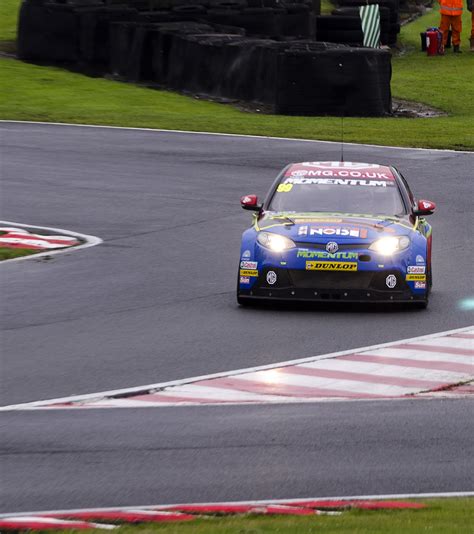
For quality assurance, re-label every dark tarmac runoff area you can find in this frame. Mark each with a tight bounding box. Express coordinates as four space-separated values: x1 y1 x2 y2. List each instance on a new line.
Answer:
1 122 473 512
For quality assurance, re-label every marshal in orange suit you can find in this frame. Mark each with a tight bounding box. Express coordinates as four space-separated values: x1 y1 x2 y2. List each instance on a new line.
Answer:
439 0 464 52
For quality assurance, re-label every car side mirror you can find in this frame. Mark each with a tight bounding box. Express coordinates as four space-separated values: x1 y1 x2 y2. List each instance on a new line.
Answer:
240 195 262 212
414 199 436 216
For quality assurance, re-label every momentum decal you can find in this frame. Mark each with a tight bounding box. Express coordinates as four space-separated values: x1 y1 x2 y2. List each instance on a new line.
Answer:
297 251 358 260
285 177 393 187
406 274 426 281
240 269 259 277
306 261 358 271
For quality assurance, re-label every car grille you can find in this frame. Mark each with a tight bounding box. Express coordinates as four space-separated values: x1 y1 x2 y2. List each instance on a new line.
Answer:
294 241 366 250
289 270 373 289
256 268 409 292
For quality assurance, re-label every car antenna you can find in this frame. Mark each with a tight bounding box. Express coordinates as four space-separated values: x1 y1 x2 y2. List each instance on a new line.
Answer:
339 63 345 163
340 112 344 163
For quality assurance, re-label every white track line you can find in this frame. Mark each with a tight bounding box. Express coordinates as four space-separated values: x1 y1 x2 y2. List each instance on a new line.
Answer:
1 120 472 153
1 325 472 410
0 220 102 264
1 492 472 518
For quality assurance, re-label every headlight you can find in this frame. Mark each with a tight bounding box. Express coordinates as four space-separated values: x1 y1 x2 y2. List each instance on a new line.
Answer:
257 232 295 252
369 236 410 256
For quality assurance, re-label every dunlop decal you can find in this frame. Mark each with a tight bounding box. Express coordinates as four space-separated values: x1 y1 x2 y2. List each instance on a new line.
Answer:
240 269 259 277
406 274 426 281
306 262 358 272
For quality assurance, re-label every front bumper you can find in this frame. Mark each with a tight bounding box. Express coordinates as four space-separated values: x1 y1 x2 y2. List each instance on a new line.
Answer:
238 267 425 303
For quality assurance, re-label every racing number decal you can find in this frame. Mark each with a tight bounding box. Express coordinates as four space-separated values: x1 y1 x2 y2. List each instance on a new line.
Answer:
277 183 293 193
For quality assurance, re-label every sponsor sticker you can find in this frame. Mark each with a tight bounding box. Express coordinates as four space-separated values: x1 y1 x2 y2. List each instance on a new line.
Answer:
386 274 397 289
292 218 343 223
298 226 309 236
242 249 251 259
276 183 293 193
240 260 258 269
406 274 426 281
306 261 358 272
416 254 425 265
301 162 381 170
285 177 392 187
266 271 277 285
407 265 425 274
298 225 368 237
240 269 259 277
297 250 358 260
240 276 250 284
414 281 426 289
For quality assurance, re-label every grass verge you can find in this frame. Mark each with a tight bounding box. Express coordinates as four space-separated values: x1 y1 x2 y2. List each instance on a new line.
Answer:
0 248 39 260
0 1 473 149
36 498 474 534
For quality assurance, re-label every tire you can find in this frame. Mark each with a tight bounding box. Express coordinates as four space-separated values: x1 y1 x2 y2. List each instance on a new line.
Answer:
236 271 251 306
285 3 310 13
237 294 251 306
172 4 207 14
210 0 246 7
414 299 428 309
317 29 364 42
316 15 362 31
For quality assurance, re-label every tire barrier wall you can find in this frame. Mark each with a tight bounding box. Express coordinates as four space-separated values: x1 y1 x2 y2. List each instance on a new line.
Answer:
17 0 392 116
334 0 400 44
332 7 391 45
275 46 392 115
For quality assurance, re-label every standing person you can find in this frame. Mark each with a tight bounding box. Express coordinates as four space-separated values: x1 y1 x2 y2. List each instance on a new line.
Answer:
468 0 474 51
439 0 464 52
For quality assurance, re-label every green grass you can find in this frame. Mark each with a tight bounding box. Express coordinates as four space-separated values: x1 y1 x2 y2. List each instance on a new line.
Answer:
0 247 39 260
0 0 18 43
0 0 473 149
320 0 336 14
37 499 474 534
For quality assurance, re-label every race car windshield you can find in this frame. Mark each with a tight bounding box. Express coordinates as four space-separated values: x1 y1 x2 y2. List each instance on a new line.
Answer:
269 179 406 216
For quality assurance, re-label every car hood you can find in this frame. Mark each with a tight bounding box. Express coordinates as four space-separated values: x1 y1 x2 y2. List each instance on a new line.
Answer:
256 212 412 242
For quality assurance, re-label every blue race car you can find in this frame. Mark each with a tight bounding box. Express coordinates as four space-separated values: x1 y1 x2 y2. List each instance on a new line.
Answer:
237 161 435 308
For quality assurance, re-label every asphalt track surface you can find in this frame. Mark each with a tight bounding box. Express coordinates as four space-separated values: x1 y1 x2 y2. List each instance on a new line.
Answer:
1 122 473 512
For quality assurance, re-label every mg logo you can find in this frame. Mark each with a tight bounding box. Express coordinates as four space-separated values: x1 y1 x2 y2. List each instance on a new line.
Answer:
326 241 339 253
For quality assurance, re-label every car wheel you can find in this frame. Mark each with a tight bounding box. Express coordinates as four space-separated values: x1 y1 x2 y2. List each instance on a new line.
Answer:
237 294 251 306
414 299 428 309
236 269 250 306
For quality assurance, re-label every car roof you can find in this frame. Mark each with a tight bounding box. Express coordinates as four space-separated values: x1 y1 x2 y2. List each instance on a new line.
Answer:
285 161 396 181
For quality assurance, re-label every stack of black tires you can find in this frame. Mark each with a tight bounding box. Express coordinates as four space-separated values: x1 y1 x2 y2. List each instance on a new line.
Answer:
16 0 393 116
328 0 400 45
